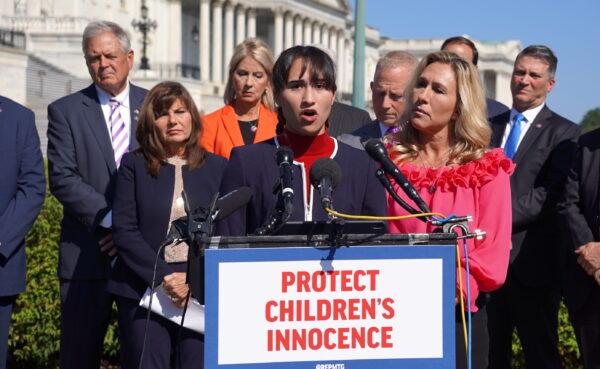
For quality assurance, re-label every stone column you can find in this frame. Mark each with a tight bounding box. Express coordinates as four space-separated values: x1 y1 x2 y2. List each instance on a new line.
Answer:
224 2 235 75
235 4 246 46
329 27 338 59
284 12 294 49
168 0 182 65
303 18 312 45
337 30 345 92
312 21 321 46
274 7 284 56
199 0 210 81
247 8 256 38
321 25 329 49
294 15 303 46
211 0 223 83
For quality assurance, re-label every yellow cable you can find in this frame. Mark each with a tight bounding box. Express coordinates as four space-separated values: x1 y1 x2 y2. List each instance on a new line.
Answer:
456 243 468 350
324 208 445 221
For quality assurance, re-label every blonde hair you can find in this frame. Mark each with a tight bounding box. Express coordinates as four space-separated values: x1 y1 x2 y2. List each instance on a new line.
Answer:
223 38 275 110
389 51 491 165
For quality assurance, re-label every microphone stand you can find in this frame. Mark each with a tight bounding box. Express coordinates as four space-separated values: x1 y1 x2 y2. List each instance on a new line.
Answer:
374 169 427 223
254 180 293 235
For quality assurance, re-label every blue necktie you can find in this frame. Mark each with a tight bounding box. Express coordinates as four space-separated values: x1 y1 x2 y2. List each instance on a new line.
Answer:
504 113 525 159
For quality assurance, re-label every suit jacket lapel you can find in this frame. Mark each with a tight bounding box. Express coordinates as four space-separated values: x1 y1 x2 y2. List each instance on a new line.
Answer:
254 104 274 143
128 84 145 151
512 106 552 163
222 104 245 147
490 111 510 149
81 85 117 173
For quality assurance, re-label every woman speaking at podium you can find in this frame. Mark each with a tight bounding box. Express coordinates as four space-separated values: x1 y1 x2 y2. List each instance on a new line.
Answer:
217 46 386 236
110 82 227 369
386 51 513 369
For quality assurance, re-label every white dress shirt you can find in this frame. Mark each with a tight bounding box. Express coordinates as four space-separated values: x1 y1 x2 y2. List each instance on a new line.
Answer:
500 103 545 150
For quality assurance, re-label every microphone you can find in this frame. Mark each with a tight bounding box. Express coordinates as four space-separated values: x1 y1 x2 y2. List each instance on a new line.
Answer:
309 158 342 210
364 139 431 213
275 146 294 204
211 186 253 221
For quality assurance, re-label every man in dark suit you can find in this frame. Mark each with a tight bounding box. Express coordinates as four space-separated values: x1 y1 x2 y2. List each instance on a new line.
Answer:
0 96 45 369
47 21 147 369
327 101 371 137
486 45 580 369
441 36 510 118
338 51 417 149
557 128 600 369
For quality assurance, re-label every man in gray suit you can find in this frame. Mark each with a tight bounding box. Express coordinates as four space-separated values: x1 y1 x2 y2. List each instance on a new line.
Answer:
47 21 147 369
338 51 417 149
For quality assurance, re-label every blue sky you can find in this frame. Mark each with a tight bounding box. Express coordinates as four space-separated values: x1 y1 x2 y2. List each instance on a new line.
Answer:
351 0 600 123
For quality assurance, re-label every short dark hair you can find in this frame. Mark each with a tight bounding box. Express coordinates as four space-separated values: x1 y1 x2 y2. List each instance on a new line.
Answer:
272 45 337 98
136 81 205 176
441 36 478 66
515 45 558 78
272 46 337 134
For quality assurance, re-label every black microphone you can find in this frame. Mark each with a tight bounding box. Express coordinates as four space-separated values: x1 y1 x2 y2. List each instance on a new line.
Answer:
275 146 294 204
364 139 431 213
211 186 253 221
309 158 342 210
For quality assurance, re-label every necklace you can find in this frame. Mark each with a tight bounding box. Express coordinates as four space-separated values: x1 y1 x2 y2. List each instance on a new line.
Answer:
418 150 450 193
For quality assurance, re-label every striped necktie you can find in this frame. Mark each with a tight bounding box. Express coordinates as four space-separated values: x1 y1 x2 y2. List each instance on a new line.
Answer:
109 98 128 168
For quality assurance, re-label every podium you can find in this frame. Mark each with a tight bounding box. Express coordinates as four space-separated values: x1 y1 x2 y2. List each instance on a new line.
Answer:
202 232 457 369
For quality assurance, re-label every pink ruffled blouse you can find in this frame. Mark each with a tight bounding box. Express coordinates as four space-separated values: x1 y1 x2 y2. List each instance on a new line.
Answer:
387 148 515 312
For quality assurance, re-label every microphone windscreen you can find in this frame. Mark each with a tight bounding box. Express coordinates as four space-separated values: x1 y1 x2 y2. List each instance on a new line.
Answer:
275 145 294 166
213 186 253 221
364 138 388 162
309 158 342 189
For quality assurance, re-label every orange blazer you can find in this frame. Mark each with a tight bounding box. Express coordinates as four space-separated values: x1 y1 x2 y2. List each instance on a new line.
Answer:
200 103 278 159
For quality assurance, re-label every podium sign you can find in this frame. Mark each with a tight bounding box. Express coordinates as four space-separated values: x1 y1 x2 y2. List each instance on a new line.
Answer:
205 245 455 369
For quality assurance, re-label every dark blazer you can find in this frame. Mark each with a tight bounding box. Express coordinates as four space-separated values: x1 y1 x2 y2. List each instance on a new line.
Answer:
557 128 600 312
0 96 45 296
109 152 227 300
327 102 372 137
490 105 579 286
217 137 387 236
486 97 510 119
337 120 381 150
47 83 147 279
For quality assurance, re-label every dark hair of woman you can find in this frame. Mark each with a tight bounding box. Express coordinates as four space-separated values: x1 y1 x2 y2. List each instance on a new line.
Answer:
272 46 337 134
136 81 205 176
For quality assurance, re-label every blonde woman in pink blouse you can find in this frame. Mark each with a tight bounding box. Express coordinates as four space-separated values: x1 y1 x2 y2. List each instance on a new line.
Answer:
386 51 513 369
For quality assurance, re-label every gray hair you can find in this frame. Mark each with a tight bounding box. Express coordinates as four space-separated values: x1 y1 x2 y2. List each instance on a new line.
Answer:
374 51 417 78
82 20 131 54
516 45 558 79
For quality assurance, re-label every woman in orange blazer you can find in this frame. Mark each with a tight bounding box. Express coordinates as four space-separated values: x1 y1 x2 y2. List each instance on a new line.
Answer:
201 38 278 159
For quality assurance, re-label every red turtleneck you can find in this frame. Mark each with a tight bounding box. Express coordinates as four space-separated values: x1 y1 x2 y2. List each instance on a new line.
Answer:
278 129 335 199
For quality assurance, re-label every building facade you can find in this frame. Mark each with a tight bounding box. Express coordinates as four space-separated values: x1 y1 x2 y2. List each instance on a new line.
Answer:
0 0 521 152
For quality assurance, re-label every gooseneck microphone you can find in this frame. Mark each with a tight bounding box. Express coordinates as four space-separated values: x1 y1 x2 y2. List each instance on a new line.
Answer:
364 139 431 213
309 158 342 210
275 146 294 216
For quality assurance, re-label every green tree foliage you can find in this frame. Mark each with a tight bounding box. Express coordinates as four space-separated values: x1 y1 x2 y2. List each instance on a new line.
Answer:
580 107 600 133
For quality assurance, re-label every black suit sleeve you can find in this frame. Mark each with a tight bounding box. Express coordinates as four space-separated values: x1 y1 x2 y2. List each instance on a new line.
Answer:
0 108 45 259
512 123 580 229
558 140 596 251
112 154 174 288
47 103 110 232
216 148 248 236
